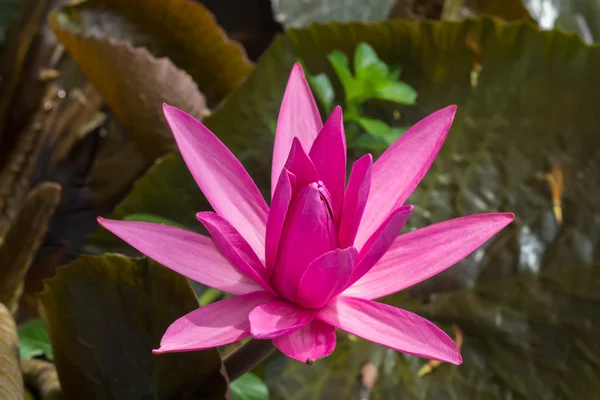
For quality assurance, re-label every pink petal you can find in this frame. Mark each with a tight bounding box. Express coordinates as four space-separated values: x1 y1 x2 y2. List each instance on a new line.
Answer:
196 212 274 294
344 213 514 300
284 138 319 194
97 218 260 295
265 169 295 274
272 63 323 197
296 247 357 309
354 106 456 249
338 154 372 248
309 106 346 218
317 296 462 364
163 105 268 261
154 292 273 353
347 205 413 287
273 319 336 363
271 183 338 302
248 300 314 339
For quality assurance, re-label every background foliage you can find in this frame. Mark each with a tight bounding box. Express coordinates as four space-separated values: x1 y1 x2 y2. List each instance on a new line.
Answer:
0 0 599 399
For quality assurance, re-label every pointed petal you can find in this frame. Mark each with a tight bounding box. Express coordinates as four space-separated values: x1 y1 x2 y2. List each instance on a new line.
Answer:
265 169 294 274
284 138 319 193
309 106 346 218
272 183 337 301
98 218 259 295
249 300 314 339
272 63 323 196
355 106 456 249
273 319 336 363
346 205 413 287
163 105 268 260
317 296 462 364
196 212 274 294
338 154 372 247
154 292 273 353
296 247 357 309
344 213 514 300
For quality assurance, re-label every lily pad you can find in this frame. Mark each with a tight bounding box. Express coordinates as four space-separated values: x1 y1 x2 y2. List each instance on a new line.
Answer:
38 254 228 399
84 17 600 397
200 17 599 398
267 262 600 399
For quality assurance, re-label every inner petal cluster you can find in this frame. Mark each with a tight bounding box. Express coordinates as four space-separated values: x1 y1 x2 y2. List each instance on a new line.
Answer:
271 180 340 304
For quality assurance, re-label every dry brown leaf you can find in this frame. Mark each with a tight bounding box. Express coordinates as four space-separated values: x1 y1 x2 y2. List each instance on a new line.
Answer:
21 359 63 400
0 183 61 314
49 0 254 158
0 303 23 399
45 32 206 158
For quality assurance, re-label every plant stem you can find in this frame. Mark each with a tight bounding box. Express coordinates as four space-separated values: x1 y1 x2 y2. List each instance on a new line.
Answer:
223 339 276 381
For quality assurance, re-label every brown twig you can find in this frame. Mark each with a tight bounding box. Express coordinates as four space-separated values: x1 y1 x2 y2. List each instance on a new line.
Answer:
0 303 24 399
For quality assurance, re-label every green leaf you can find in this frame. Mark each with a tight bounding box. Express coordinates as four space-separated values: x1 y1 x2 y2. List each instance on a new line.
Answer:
198 288 224 306
18 319 53 360
307 73 335 114
38 254 228 399
386 126 408 144
171 17 600 398
327 50 361 105
387 65 402 80
351 133 389 151
357 117 391 137
353 42 389 82
374 80 417 104
123 213 187 229
231 373 269 400
271 0 396 28
381 263 600 399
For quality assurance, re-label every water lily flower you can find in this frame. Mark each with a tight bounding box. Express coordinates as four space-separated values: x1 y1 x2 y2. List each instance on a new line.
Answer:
98 63 513 365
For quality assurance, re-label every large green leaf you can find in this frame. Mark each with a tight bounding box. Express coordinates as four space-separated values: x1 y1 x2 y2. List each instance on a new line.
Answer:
266 263 600 399
84 17 600 397
93 16 600 284
390 262 600 399
203 17 597 398
38 254 228 399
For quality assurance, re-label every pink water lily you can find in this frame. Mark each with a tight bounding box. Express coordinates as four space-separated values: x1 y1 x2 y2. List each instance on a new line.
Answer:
98 63 513 364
